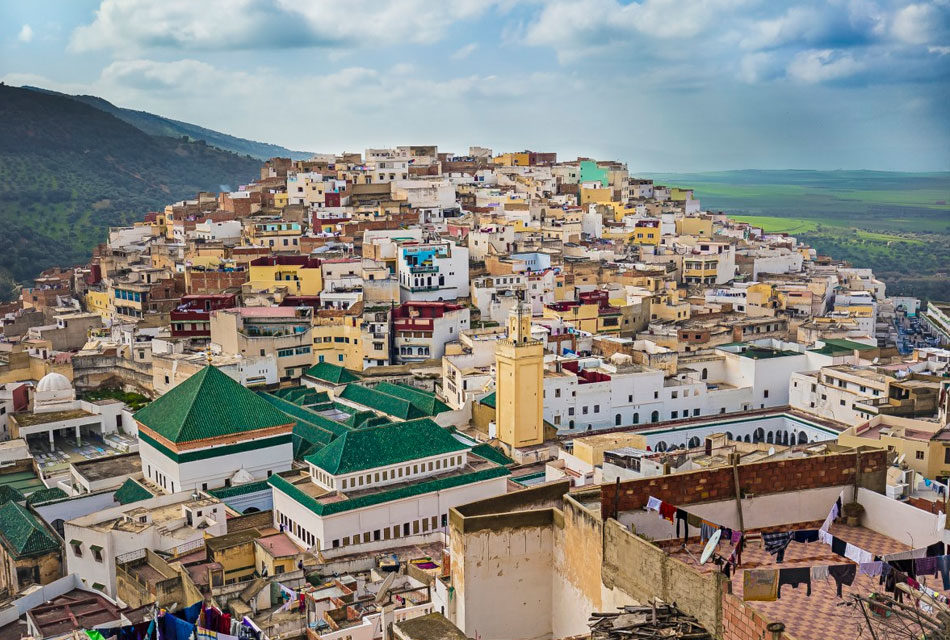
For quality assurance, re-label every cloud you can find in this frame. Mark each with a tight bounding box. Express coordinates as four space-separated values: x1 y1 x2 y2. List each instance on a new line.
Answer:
786 49 865 83
892 3 941 44
70 0 500 52
18 24 33 43
451 43 478 60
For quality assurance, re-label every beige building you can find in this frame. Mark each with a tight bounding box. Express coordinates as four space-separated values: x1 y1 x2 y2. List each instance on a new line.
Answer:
211 306 314 382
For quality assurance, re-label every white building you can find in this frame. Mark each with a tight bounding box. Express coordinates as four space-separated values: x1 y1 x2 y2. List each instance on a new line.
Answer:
269 419 509 552
194 219 242 243
133 366 294 494
397 241 469 302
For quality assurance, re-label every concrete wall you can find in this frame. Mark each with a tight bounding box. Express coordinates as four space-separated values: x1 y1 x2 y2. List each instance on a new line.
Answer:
601 519 725 636
858 486 942 547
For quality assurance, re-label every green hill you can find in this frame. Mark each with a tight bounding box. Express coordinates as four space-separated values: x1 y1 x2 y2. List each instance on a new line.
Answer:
0 84 262 297
24 86 314 161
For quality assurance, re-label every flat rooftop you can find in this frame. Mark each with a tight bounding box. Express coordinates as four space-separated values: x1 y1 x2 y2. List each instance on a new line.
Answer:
72 452 141 482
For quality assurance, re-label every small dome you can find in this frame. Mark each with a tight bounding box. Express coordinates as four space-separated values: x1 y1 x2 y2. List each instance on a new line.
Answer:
36 372 72 393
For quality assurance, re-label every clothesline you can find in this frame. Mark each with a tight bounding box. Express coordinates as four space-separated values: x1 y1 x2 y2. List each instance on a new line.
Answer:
645 495 744 570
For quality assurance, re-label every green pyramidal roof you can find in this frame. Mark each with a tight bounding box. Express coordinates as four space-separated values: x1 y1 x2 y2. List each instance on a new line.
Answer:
134 366 292 444
305 362 361 385
305 418 469 475
114 478 155 505
0 501 60 557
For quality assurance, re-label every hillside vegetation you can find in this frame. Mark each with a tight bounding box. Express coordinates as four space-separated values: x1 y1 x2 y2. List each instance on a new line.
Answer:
0 85 261 295
25 87 313 161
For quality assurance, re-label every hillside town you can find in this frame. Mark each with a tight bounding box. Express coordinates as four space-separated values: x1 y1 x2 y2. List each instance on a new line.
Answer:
1 147 950 640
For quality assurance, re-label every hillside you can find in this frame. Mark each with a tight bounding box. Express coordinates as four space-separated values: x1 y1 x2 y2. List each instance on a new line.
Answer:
24 86 314 161
0 84 262 295
648 169 950 300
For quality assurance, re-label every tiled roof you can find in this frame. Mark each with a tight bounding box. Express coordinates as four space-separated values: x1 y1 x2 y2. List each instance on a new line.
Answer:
304 362 361 385
0 484 25 505
479 392 496 409
470 443 514 466
113 478 154 505
338 384 424 420
25 487 68 506
269 465 509 516
0 501 60 557
208 480 270 499
374 382 451 416
305 418 469 475
134 366 292 443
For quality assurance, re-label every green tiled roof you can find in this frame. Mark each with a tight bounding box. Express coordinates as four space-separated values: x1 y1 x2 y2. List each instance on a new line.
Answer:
374 382 451 416
113 478 155 505
339 384 424 420
0 501 60 557
134 366 292 443
305 362 361 385
25 487 68 506
269 465 510 516
822 338 876 351
208 480 270 499
0 485 25 505
479 392 496 409
305 419 469 475
470 443 514 466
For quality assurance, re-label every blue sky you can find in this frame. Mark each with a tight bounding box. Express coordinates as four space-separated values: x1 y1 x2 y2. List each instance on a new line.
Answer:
2 0 949 171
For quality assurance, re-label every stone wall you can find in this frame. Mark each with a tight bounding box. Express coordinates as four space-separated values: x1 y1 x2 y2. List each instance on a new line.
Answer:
601 519 725 636
722 583 797 640
600 449 887 520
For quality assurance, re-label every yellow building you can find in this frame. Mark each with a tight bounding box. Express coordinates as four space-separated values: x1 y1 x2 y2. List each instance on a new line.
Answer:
579 186 614 206
84 289 111 320
495 302 543 448
675 217 713 237
650 293 690 322
838 415 950 479
543 292 621 334
273 192 289 208
632 222 661 246
312 312 363 370
206 530 260 585
493 152 530 167
247 256 323 296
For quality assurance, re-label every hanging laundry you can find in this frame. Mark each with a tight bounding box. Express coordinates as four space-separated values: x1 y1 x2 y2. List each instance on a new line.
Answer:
828 564 857 598
700 521 716 543
762 531 793 563
937 555 950 590
197 628 218 640
791 530 819 544
743 569 779 602
219 614 231 636
646 496 662 512
87 632 107 640
731 530 743 545
831 537 847 558
916 556 938 577
162 614 197 640
659 501 676 522
926 541 945 557
777 567 811 598
176 603 203 625
859 562 884 577
810 565 830 582
686 512 702 529
844 542 873 564
937 511 946 534
675 509 689 542
818 529 833 545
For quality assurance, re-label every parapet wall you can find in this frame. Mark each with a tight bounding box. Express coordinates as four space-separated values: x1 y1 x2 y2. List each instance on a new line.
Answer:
601 448 887 519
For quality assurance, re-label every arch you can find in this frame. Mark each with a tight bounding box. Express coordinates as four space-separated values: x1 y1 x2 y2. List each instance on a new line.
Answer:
753 427 765 443
767 431 774 444
242 507 261 515
688 436 701 449
782 431 789 445
651 410 659 423
798 431 809 444
615 413 622 426
744 434 751 443
633 413 639 424
701 368 708 380
655 441 668 452
725 431 734 440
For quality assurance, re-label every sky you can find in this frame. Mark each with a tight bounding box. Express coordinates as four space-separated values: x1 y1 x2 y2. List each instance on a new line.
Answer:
1 0 949 172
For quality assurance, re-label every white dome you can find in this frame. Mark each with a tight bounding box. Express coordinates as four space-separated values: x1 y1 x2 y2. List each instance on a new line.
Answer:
36 372 72 393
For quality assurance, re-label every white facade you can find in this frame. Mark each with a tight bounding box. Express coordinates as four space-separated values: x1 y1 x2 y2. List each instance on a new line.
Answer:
139 436 293 494
397 242 470 302
194 220 242 243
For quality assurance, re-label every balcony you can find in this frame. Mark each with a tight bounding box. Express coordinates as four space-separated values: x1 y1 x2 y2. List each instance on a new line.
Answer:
409 264 439 273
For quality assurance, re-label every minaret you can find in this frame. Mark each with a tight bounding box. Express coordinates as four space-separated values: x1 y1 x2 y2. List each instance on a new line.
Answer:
494 299 544 448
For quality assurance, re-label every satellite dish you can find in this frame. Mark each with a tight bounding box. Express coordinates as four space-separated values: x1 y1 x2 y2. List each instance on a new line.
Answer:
700 529 722 564
768 447 775 456
896 454 906 466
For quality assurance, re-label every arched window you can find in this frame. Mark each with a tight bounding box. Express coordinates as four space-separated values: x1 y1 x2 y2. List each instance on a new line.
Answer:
688 436 700 448
744 434 751 443
701 368 708 380
767 431 774 444
655 441 667 452
798 431 808 444
725 431 734 440
633 413 639 424
615 413 622 426
753 428 765 443
782 431 790 445
651 410 659 423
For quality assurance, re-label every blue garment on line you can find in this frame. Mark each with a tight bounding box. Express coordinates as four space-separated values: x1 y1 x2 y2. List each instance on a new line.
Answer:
162 614 196 640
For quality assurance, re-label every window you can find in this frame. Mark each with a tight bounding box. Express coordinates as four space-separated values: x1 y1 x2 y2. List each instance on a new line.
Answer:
945 448 950 464
555 388 561 398
916 451 925 460
582 406 588 415
763 390 769 399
